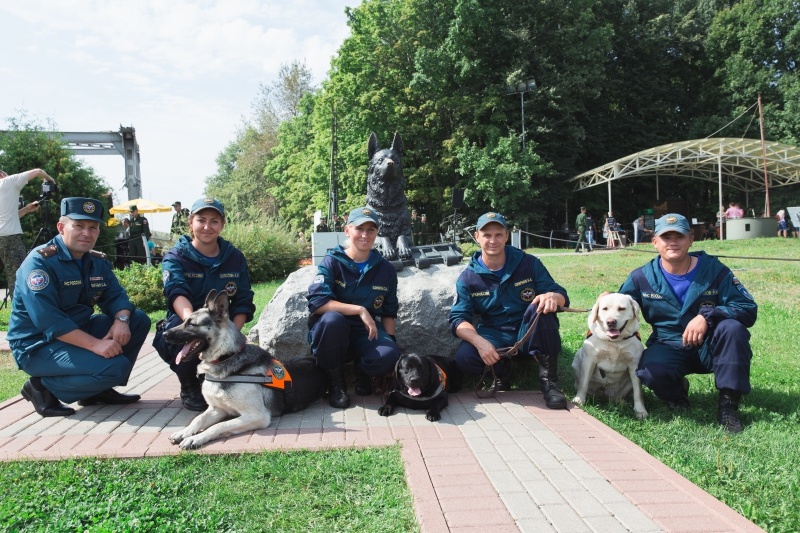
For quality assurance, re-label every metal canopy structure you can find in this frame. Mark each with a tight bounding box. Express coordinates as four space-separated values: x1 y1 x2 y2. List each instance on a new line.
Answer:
58 126 142 200
568 137 800 215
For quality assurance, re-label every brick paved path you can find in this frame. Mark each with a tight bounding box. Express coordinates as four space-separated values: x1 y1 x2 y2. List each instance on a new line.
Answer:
0 336 762 533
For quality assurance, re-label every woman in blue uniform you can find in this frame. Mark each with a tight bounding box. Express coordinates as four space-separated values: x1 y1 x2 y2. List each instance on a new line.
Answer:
307 207 400 408
620 213 757 433
153 198 255 411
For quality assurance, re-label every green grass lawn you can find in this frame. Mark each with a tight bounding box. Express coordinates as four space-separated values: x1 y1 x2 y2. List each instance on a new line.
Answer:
1 238 798 531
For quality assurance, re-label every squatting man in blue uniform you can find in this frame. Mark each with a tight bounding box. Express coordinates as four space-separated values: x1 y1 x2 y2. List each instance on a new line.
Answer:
307 206 401 409
449 212 570 409
8 197 151 417
620 213 757 433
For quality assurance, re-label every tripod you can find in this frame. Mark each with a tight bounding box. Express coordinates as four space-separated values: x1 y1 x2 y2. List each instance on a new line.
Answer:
29 199 54 253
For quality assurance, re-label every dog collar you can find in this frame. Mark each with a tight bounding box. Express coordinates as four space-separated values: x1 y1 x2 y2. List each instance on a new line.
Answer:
209 340 248 365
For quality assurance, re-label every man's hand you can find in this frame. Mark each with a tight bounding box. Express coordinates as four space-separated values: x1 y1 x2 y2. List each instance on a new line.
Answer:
105 319 131 347
92 338 124 358
682 315 709 347
529 292 564 315
475 337 502 366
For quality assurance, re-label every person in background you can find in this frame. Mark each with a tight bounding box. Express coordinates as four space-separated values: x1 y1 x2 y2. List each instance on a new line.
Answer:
128 205 151 264
776 209 788 238
450 212 569 409
619 213 757 433
8 197 150 417
419 213 430 245
307 207 401 409
574 206 588 253
153 198 255 411
0 168 56 299
316 217 330 233
170 201 187 237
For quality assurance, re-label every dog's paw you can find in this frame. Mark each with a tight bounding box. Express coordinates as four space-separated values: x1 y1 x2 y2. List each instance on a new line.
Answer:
572 395 586 406
378 405 394 417
425 411 441 422
179 435 206 450
634 405 649 420
169 430 188 444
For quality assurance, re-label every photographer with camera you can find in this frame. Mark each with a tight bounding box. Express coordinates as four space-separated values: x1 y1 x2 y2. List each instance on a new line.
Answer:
0 168 56 300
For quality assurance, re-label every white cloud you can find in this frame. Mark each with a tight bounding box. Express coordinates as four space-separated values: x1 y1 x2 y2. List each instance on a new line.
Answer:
0 0 354 232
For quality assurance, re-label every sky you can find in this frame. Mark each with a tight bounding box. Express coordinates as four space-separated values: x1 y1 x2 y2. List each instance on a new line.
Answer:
0 0 354 232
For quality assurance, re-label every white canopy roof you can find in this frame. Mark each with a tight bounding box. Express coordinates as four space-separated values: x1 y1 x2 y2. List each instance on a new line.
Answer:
569 137 800 193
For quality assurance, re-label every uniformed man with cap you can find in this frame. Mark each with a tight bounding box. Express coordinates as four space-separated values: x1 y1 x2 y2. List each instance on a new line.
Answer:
170 201 187 237
7 197 151 417
619 213 758 433
419 214 430 245
128 204 151 263
449 212 570 409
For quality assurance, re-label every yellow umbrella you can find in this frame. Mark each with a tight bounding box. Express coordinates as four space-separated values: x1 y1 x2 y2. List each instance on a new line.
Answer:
109 198 174 215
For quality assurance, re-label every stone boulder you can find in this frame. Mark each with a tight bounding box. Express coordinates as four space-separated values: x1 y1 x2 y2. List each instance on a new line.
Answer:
251 263 466 359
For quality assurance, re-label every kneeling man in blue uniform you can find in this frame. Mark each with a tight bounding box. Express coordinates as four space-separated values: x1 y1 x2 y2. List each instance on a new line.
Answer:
449 212 570 409
620 213 757 433
8 197 151 417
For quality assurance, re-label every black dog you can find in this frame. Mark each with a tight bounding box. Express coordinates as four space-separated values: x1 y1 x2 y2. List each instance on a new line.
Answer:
366 132 413 260
379 353 451 421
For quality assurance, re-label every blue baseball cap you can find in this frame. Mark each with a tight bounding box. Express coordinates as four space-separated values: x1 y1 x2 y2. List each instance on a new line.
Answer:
190 198 225 217
346 207 380 228
654 213 690 236
61 197 105 222
476 212 508 230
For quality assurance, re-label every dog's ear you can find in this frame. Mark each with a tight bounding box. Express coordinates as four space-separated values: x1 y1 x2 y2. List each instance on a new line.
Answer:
210 291 230 320
390 132 403 155
588 297 602 328
205 290 218 309
626 294 641 317
368 132 380 160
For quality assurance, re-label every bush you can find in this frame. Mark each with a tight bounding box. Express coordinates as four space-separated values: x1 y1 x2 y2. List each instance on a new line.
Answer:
222 218 305 282
114 263 165 313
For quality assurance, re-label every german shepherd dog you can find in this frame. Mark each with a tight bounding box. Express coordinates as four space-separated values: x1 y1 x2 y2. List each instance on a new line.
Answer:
366 132 413 260
378 353 451 422
165 291 326 449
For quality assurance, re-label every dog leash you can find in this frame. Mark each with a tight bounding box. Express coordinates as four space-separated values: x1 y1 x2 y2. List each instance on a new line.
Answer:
475 305 591 399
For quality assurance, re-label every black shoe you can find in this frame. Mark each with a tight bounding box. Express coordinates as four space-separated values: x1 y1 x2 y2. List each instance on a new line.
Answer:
494 361 512 391
536 353 568 409
666 377 691 412
323 367 350 409
354 365 372 396
178 374 208 412
21 379 75 417
718 389 743 433
78 388 141 406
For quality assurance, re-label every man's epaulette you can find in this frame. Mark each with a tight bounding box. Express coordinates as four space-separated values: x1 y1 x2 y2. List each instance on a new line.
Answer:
37 245 58 258
89 250 107 260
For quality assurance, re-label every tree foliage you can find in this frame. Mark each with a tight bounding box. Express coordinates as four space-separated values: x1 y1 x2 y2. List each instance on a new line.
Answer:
0 114 115 255
211 0 800 234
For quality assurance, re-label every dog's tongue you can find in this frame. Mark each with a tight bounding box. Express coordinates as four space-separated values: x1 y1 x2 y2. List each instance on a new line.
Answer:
408 386 422 397
607 329 621 339
175 343 192 365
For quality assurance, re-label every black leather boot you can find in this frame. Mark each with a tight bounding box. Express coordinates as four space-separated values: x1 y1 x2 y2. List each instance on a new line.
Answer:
536 353 567 409
178 374 208 412
717 389 743 433
324 366 350 408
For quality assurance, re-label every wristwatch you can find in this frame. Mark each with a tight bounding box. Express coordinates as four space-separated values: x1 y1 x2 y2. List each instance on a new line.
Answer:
115 315 130 324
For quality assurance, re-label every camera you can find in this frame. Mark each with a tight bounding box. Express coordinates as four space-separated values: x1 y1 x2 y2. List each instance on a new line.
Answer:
39 181 58 202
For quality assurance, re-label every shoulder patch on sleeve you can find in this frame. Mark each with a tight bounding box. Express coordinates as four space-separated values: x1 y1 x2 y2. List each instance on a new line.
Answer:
162 270 170 283
37 245 58 258
26 269 50 291
732 276 754 300
312 275 324 285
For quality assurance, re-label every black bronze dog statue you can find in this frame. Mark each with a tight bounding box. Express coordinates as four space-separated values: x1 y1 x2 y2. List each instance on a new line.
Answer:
366 132 413 260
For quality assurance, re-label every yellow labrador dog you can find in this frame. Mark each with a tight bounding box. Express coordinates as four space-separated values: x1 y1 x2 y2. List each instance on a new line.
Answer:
571 293 648 419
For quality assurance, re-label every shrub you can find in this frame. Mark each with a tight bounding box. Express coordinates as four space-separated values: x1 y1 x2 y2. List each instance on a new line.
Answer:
222 217 305 282
114 263 165 313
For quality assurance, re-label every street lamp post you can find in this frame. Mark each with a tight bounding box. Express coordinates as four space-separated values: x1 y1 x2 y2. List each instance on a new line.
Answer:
506 79 537 150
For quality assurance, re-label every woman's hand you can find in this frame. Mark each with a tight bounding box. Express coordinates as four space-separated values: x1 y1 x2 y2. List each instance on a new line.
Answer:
358 307 378 340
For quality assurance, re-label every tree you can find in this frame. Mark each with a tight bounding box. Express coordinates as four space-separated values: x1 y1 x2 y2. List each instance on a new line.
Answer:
0 114 115 255
205 61 315 222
